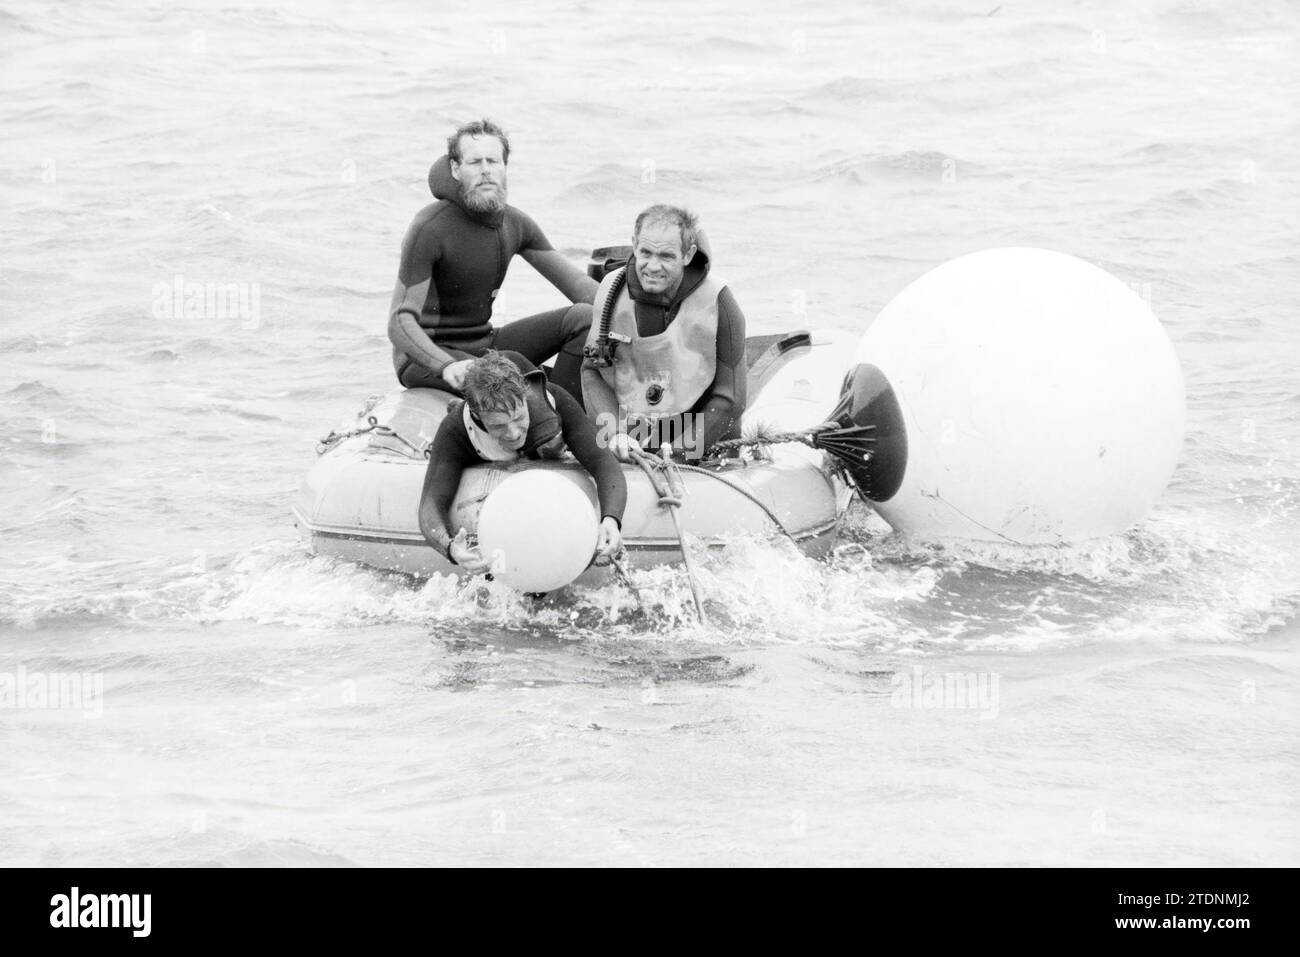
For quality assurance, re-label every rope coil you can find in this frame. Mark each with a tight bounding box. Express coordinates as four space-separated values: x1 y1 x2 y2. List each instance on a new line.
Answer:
317 421 431 458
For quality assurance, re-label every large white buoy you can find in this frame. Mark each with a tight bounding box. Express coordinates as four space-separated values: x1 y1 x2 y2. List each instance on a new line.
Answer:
856 247 1184 544
476 470 599 591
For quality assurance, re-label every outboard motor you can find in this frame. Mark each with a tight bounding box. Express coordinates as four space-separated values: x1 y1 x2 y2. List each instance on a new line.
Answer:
587 245 632 282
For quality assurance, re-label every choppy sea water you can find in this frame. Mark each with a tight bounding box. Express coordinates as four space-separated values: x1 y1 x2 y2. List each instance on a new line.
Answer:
1 0 1297 866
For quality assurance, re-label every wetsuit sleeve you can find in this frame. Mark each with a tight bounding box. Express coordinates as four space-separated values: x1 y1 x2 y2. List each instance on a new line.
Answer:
388 210 460 374
418 413 481 560
521 248 599 305
582 361 626 452
516 210 555 253
680 285 747 458
553 385 627 526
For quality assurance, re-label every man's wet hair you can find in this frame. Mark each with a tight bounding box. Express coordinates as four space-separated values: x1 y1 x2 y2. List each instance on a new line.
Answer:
634 204 698 254
447 118 511 164
462 352 526 416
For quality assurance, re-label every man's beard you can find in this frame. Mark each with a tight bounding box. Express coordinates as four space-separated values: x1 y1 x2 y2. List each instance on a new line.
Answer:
461 179 507 213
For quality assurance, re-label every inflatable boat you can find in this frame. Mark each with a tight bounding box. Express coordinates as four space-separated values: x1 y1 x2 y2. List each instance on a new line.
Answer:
292 329 863 584
294 236 1187 584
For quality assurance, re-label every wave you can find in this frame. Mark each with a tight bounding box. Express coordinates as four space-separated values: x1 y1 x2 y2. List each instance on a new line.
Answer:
558 163 715 202
1119 179 1254 219
805 75 899 103
0 8 38 33
1120 141 1222 163
0 335 49 353
815 150 979 184
3 500 1295 654
679 34 777 57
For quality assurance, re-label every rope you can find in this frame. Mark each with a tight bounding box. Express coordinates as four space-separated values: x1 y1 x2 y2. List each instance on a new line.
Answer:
629 448 708 625
705 422 837 456
670 462 804 548
702 423 877 513
316 415 430 458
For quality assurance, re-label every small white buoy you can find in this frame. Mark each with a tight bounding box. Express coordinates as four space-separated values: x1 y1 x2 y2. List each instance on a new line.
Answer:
476 470 598 591
856 247 1185 544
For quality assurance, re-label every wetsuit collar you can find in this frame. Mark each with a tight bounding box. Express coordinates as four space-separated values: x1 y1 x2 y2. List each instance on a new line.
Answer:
461 371 563 461
429 155 505 228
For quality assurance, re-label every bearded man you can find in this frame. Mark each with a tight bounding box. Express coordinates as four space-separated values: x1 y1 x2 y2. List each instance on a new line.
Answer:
388 118 597 399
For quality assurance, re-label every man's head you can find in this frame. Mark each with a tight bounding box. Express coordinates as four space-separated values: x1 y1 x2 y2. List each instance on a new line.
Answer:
463 352 529 452
632 205 698 297
447 119 510 214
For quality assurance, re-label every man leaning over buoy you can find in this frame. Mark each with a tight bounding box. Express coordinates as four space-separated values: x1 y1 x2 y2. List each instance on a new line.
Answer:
388 118 597 401
581 205 747 462
418 352 626 574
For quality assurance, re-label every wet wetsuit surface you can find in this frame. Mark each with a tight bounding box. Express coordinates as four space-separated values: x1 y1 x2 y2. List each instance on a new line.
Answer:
388 157 592 398
419 384 627 561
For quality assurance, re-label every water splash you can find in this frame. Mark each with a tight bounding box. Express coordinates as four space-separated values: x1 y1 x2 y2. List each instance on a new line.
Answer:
6 498 1292 654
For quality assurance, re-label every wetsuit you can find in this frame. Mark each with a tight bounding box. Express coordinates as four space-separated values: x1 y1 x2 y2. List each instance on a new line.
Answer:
388 156 594 399
418 383 627 563
582 237 747 459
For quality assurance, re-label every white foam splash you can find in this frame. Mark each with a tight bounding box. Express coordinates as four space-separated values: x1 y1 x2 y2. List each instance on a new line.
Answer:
2 502 1295 655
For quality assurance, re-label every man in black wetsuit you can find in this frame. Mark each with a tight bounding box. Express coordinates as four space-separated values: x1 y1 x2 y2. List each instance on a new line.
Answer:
418 353 626 574
581 205 746 462
388 118 597 399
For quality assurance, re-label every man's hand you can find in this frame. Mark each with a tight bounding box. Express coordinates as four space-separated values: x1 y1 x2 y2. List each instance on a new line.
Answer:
593 516 622 562
449 529 491 574
609 432 640 462
442 359 473 391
